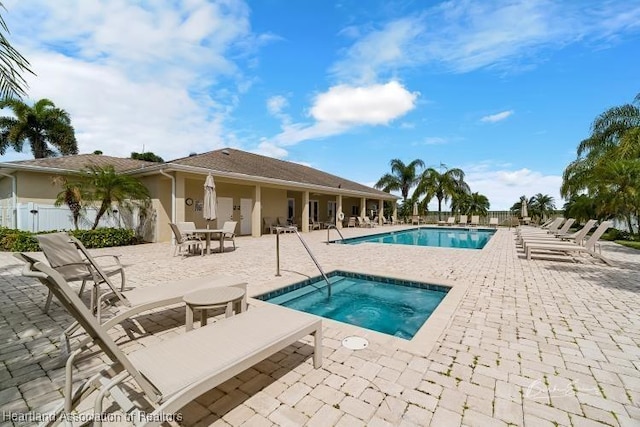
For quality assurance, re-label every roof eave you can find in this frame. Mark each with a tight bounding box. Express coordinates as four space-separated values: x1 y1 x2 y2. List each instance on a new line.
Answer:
134 163 399 200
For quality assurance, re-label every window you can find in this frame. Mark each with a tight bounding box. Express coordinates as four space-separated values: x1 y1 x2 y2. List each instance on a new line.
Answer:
287 198 295 220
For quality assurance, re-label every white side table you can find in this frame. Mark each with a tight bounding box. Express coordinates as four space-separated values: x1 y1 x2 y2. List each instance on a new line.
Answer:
183 287 246 331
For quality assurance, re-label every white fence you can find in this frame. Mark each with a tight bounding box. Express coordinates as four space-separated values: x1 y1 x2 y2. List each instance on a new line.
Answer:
420 211 521 226
1 203 155 239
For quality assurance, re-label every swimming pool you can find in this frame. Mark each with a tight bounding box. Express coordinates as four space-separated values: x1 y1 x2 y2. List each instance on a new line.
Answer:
336 227 494 249
257 271 449 340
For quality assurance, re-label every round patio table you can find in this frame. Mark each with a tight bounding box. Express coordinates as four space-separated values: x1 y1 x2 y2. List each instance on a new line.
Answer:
183 287 246 331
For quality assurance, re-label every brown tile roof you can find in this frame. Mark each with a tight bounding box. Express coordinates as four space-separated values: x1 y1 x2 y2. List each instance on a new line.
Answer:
3 154 157 173
171 148 393 198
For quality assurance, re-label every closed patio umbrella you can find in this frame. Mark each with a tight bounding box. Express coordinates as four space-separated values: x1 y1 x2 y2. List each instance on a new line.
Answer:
521 198 528 219
203 173 217 228
413 202 418 216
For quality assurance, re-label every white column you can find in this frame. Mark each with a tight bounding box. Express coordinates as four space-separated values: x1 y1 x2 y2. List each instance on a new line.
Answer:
360 197 366 219
393 202 398 223
302 191 310 232
252 185 261 237
378 199 384 225
336 195 343 229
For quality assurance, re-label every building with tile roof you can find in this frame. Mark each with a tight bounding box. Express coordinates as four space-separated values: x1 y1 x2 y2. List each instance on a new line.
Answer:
0 149 399 242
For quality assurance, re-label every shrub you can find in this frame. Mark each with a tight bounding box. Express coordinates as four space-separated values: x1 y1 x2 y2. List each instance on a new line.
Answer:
602 228 632 241
0 227 138 252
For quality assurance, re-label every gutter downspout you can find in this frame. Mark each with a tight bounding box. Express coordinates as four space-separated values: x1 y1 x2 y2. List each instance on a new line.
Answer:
159 169 176 244
0 171 17 228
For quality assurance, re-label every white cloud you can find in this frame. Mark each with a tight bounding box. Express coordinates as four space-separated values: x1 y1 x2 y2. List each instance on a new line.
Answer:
4 0 264 160
267 95 288 116
331 17 425 83
464 163 563 210
268 81 418 149
424 137 449 145
310 81 418 125
330 0 640 79
252 140 288 158
480 110 514 123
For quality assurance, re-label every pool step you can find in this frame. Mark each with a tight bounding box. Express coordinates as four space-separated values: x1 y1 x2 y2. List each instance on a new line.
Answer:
268 276 352 305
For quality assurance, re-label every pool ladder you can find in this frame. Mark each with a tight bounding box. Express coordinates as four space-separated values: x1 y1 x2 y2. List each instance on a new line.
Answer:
275 226 333 297
326 224 345 244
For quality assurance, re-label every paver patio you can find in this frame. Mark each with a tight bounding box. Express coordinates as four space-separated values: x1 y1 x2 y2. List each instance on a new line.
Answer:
1 226 639 426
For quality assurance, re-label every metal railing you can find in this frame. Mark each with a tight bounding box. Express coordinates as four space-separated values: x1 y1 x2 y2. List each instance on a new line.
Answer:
275 226 333 297
326 224 345 244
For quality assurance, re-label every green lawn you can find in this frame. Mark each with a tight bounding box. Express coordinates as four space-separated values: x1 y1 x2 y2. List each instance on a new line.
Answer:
615 240 640 250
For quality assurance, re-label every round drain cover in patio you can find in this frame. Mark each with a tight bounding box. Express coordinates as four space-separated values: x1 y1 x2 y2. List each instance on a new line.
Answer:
342 336 369 350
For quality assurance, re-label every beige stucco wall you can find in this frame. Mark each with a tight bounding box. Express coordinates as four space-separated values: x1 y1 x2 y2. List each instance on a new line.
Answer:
139 175 170 243
0 176 12 205
1 168 397 240
15 172 60 205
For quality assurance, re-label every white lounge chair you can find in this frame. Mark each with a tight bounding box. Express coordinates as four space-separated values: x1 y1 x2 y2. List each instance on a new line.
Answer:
446 216 455 226
523 221 612 265
517 217 564 238
470 215 479 226
36 232 126 313
519 219 596 247
458 215 468 226
489 218 499 228
16 256 322 426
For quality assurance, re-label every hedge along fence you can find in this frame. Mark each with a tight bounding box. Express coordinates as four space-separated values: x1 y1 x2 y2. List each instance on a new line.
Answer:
0 227 137 252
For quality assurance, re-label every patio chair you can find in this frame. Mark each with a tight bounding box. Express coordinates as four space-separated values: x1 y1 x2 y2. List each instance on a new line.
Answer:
489 218 499 228
16 255 322 426
411 215 421 225
523 221 612 265
347 217 356 227
36 232 126 314
446 216 455 226
218 221 238 251
458 215 468 226
263 217 277 234
169 223 205 257
470 215 479 226
309 218 321 230
362 217 376 227
177 221 198 237
277 217 296 232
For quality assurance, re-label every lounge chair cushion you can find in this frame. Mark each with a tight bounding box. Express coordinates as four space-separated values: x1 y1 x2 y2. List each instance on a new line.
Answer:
128 305 321 398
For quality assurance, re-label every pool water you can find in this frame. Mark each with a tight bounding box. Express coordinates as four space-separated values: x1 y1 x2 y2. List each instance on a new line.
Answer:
337 227 494 249
258 272 449 340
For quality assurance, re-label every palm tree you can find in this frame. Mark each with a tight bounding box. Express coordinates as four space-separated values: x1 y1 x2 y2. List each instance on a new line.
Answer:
590 159 640 235
563 194 597 226
53 175 87 230
530 193 556 222
0 2 34 99
0 98 78 158
374 158 425 202
562 93 640 236
414 166 470 220
82 165 151 230
465 192 490 216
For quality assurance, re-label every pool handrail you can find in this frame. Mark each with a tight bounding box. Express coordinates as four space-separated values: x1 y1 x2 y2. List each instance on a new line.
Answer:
326 224 345 244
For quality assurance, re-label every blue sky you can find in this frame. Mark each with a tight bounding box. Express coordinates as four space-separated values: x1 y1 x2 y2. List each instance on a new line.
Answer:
1 0 639 209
